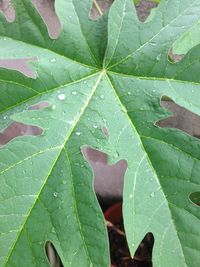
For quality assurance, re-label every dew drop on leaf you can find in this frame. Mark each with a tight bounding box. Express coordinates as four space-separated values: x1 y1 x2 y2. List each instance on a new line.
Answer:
57 94 66 101
114 152 119 158
53 192 58 197
156 54 161 61
50 58 56 63
150 42 156 46
150 192 155 197
75 131 81 136
93 124 98 129
51 228 56 234
51 104 56 110
127 91 131 95
100 94 104 99
72 91 77 95
3 116 7 120
130 194 133 198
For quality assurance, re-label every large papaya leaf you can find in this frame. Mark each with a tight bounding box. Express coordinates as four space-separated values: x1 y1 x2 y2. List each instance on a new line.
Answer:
173 21 200 55
1 0 200 267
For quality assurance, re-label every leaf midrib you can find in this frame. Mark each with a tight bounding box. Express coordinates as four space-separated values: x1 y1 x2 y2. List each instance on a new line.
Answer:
108 70 200 86
3 71 104 266
0 72 99 118
107 0 199 70
106 73 187 266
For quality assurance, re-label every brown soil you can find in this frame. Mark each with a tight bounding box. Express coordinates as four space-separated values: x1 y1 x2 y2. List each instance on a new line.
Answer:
107 221 154 267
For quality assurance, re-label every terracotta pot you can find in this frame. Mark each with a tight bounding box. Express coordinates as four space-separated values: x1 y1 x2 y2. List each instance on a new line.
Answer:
104 202 122 224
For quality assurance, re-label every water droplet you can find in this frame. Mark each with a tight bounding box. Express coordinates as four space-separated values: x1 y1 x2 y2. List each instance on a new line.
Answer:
150 192 155 197
150 42 156 46
62 111 66 115
93 124 98 129
53 192 58 197
114 152 119 158
50 58 56 63
100 94 104 99
130 194 133 198
156 54 161 61
57 94 66 101
132 243 135 247
3 37 7 41
62 180 67 185
127 91 131 95
84 81 87 84
52 104 56 110
68 120 74 125
72 91 77 95
75 131 81 136
3 115 7 120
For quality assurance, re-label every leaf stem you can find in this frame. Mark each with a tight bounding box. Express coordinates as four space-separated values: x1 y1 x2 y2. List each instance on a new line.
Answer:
93 0 103 16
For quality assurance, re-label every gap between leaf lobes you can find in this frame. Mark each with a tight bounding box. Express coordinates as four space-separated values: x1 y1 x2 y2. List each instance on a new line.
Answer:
81 145 128 201
0 57 37 78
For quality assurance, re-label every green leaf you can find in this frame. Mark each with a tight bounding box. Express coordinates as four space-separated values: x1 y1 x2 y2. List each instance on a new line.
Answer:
1 0 200 266
173 21 200 54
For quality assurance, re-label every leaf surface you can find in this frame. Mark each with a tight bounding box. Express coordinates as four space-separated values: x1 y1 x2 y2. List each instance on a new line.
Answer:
173 21 200 55
1 0 200 267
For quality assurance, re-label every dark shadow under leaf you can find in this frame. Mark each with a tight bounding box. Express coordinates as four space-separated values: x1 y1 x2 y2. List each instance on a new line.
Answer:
156 97 200 138
188 192 200 207
0 0 15 23
0 57 37 78
0 122 43 146
45 241 63 267
31 0 61 39
81 146 128 202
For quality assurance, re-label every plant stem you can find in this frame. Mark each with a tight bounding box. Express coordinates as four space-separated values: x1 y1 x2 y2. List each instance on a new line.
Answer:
93 0 103 16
